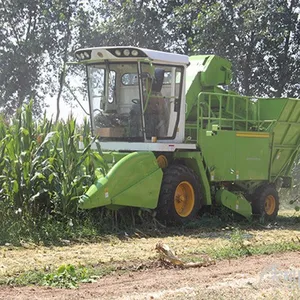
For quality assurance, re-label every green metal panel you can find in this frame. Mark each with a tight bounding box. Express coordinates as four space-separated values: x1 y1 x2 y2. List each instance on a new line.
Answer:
269 98 300 180
186 55 232 89
199 130 271 181
215 189 252 219
199 130 237 181
186 55 232 121
79 152 163 209
102 152 130 164
185 88 299 184
258 98 287 120
235 132 271 180
112 168 162 208
173 151 212 205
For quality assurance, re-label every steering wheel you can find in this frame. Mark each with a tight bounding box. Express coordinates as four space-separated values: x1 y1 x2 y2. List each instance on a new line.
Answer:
93 108 103 114
131 99 140 104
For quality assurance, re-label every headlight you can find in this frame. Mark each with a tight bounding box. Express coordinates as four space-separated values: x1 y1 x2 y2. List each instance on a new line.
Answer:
84 51 89 58
131 50 139 56
123 49 130 56
115 49 122 56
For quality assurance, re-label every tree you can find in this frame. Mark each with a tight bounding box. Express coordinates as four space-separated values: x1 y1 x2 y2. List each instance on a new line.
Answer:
0 0 90 117
170 0 300 98
1 0 299 116
76 0 171 50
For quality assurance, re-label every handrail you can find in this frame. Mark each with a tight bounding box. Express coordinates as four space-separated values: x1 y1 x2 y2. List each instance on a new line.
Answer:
185 92 277 143
195 92 274 131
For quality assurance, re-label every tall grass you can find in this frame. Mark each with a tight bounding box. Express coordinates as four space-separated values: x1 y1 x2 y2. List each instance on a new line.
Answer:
0 101 106 244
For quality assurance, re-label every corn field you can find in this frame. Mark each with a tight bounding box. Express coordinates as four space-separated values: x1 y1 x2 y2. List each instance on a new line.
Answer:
0 102 108 243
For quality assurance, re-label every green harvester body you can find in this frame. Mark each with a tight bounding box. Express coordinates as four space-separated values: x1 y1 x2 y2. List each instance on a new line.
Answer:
75 47 300 222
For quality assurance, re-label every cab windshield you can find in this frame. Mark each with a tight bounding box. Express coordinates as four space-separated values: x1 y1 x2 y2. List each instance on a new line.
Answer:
87 62 183 141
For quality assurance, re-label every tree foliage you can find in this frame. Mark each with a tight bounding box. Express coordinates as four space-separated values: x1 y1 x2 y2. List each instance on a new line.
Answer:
76 0 170 50
0 0 87 116
0 0 299 115
169 0 300 97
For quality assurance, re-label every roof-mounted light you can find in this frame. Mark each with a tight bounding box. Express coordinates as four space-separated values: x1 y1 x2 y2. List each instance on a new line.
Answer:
107 48 147 58
115 50 122 56
74 49 92 61
123 49 130 56
131 50 138 56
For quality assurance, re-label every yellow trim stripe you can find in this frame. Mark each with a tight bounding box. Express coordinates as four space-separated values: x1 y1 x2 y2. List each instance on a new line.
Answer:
236 132 270 138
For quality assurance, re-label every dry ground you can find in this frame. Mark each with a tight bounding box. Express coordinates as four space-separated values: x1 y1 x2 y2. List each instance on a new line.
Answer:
1 210 300 299
1 226 300 277
1 251 300 299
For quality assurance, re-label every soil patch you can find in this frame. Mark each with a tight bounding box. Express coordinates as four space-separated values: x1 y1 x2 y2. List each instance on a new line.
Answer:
1 251 300 299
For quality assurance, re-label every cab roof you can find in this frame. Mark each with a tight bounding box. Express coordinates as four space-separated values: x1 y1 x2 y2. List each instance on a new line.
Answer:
74 46 189 65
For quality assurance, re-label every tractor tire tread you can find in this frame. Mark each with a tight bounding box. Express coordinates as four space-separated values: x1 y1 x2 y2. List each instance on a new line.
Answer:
156 164 202 224
252 184 279 221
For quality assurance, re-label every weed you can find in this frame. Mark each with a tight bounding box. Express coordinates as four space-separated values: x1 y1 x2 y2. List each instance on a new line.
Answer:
42 264 98 289
207 228 300 260
4 270 45 286
2 263 116 288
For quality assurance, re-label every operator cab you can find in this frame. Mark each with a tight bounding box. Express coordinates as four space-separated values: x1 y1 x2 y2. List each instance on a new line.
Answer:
74 47 194 151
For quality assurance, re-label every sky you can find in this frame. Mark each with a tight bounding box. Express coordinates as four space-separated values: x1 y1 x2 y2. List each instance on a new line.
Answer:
45 95 89 123
44 65 90 123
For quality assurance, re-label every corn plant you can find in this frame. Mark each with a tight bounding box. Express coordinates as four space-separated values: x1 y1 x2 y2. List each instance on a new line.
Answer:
46 117 108 216
0 101 107 223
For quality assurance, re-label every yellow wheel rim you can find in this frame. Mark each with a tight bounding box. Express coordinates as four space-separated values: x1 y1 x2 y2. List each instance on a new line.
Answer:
174 181 195 217
156 155 168 169
265 195 276 215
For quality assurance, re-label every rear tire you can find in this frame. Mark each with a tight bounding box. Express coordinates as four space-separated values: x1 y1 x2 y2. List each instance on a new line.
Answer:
156 164 202 224
252 185 279 221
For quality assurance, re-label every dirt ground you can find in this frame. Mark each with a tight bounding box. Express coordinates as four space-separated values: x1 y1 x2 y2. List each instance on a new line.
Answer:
1 251 300 300
1 210 300 299
1 226 300 278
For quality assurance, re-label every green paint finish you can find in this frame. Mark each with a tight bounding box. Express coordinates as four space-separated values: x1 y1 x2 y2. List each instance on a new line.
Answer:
186 55 232 90
216 189 252 219
186 55 232 121
186 87 299 185
199 130 237 181
200 130 271 181
79 152 163 209
112 168 163 208
235 134 270 180
102 152 130 164
173 151 212 205
257 98 287 121
269 99 300 179
79 177 110 209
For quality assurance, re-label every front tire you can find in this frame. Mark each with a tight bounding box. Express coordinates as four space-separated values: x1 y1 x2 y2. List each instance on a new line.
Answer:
252 185 279 221
156 164 202 224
